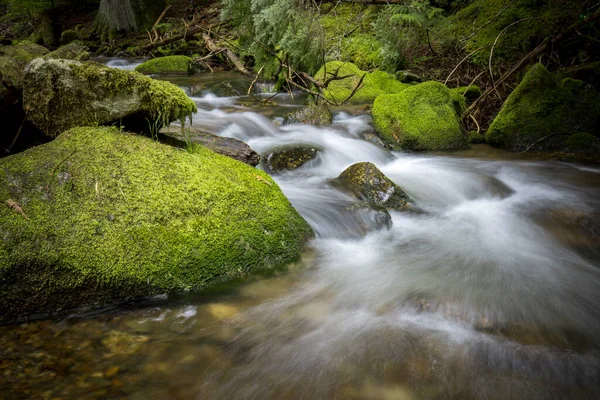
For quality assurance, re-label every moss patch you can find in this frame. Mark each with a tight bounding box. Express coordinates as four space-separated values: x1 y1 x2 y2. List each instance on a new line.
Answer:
0 127 312 323
43 42 90 61
563 133 600 153
486 63 600 150
135 56 194 76
449 0 585 65
314 61 407 104
0 43 49 91
23 59 197 137
372 81 467 150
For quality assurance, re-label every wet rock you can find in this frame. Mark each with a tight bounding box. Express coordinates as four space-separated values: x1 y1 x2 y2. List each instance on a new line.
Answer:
334 162 409 209
283 104 333 126
264 146 319 174
43 42 90 61
22 58 197 137
343 202 392 237
159 125 260 166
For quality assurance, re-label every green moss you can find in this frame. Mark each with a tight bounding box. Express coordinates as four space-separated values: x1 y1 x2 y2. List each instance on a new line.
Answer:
135 56 194 76
23 59 197 137
372 81 467 150
563 133 600 153
456 85 481 100
60 30 78 45
449 0 585 65
0 126 312 323
314 61 407 104
340 34 385 71
486 63 600 150
43 42 90 61
468 130 486 144
0 43 49 91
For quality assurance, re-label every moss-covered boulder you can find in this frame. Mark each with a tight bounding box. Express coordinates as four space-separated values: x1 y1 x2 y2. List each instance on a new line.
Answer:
468 131 486 144
373 81 467 150
23 58 197 137
334 162 409 209
135 56 194 75
456 85 481 101
0 126 312 324
60 30 78 45
314 61 407 104
264 146 319 174
283 104 333 126
486 64 600 150
44 42 90 61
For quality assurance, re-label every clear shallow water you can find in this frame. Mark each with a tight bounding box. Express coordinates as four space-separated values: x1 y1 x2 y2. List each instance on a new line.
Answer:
1 66 600 399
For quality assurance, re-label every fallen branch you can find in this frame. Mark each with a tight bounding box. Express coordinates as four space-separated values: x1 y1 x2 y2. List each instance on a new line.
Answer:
6 199 28 220
201 33 251 76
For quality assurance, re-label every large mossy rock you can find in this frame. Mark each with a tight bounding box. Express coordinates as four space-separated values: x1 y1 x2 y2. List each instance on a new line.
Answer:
486 64 600 150
372 81 467 150
314 61 407 104
23 58 197 137
283 104 333 126
160 125 260 166
135 56 194 75
334 162 409 209
0 127 312 323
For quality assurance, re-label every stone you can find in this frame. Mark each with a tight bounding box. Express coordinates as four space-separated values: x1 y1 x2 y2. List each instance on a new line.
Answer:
334 162 409 209
160 125 260 166
135 55 194 75
22 58 197 137
264 146 319 174
43 42 90 61
395 70 422 83
283 104 333 126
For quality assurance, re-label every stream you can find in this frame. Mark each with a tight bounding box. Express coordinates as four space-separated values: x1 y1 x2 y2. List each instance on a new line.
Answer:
1 60 600 400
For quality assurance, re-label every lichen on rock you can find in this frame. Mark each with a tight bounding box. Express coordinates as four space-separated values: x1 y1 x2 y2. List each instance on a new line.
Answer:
22 58 197 137
135 55 194 75
372 81 467 150
283 104 333 126
0 126 312 324
486 63 600 150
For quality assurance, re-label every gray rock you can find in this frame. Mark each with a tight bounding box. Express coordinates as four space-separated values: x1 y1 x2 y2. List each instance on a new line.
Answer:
44 42 90 61
160 125 260 166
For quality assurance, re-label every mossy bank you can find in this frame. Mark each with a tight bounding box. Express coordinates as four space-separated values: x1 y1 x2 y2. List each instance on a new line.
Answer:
0 127 312 324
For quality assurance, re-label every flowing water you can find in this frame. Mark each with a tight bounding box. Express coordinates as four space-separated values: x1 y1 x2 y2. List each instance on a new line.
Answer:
1 60 600 400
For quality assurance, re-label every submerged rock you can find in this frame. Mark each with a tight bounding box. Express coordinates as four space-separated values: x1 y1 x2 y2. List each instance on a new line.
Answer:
314 61 407 104
22 58 197 137
486 63 600 151
334 162 409 209
344 202 392 236
0 127 312 324
160 125 260 166
395 70 422 83
372 81 467 150
283 104 333 126
264 146 319 174
135 55 194 75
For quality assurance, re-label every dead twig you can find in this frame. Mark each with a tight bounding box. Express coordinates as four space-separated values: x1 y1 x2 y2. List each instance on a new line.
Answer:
6 199 28 220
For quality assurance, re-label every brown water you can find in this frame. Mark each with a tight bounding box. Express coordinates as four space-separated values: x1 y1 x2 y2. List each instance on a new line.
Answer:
1 65 599 400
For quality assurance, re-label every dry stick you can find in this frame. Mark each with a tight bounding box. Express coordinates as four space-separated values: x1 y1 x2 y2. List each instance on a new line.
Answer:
340 73 366 105
247 66 265 99
444 45 491 85
489 18 536 90
151 4 172 31
469 114 481 134
201 33 251 76
521 133 559 153
466 2 511 42
6 116 26 152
